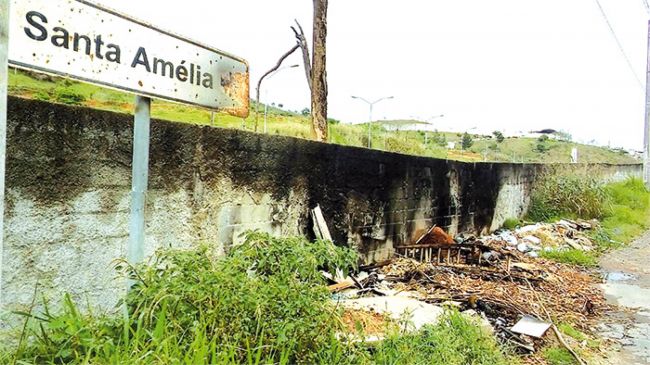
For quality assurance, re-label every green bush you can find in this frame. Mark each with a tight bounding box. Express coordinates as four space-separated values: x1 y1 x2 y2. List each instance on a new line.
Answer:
53 87 86 105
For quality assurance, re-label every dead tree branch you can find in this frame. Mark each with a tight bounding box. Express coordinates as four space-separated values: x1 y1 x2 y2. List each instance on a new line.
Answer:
255 44 300 132
291 20 312 91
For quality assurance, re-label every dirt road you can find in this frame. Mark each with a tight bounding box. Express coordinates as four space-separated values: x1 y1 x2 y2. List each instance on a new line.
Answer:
598 230 650 364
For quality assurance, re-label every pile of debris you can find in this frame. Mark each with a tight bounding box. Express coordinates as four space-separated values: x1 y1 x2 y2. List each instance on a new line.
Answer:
486 219 598 258
328 222 606 362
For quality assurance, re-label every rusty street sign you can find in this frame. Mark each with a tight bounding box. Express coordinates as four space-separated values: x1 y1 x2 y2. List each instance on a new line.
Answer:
7 0 249 116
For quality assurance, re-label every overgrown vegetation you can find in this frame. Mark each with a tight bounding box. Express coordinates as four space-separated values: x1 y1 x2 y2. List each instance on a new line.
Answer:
2 232 512 364
528 172 650 265
528 170 610 222
372 311 511 365
6 233 358 364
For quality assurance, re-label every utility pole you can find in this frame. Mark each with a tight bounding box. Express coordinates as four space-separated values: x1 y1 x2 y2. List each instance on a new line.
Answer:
643 20 650 188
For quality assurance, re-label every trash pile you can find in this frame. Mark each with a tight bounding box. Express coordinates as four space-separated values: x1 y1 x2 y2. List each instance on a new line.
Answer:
486 219 598 258
329 221 606 362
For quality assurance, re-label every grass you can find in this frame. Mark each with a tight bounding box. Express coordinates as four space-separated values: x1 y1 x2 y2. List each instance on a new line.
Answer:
372 311 513 365
502 218 521 230
539 249 598 267
1 232 513 365
543 347 578 365
8 69 639 164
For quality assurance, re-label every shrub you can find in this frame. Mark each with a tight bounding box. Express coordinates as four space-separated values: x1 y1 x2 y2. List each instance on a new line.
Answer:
33 90 51 101
53 87 86 105
502 218 521 230
493 131 505 143
431 131 447 147
535 142 550 153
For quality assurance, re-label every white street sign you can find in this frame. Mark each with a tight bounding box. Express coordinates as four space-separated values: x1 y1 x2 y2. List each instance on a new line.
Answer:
8 0 249 116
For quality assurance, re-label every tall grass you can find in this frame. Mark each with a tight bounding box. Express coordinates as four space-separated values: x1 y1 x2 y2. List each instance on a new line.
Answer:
529 174 650 265
7 232 358 364
527 170 610 222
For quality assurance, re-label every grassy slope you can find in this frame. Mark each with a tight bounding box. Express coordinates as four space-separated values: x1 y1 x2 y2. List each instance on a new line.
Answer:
8 69 638 164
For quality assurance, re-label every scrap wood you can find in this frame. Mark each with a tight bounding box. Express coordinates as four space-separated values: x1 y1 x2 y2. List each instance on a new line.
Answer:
311 204 332 241
329 281 355 293
380 257 606 330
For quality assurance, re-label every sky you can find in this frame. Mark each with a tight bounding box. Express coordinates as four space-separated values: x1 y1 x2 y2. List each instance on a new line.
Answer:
96 0 649 149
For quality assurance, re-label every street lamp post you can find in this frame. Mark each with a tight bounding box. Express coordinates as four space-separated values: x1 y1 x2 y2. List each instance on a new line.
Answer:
258 64 299 133
424 114 445 146
351 95 394 148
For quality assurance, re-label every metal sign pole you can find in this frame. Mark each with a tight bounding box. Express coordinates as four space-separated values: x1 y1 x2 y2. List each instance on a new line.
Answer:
128 96 151 281
0 0 10 306
643 21 650 188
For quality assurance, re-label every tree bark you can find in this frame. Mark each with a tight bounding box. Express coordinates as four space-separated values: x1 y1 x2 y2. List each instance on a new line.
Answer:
311 0 328 142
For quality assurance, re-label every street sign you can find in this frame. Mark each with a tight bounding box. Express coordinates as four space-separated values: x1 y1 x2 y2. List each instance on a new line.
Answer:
8 0 249 117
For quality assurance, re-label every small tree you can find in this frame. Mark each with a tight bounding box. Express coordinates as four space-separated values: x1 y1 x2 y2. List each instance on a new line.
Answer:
538 134 549 142
461 132 473 150
493 131 505 143
301 107 310 116
432 131 447 147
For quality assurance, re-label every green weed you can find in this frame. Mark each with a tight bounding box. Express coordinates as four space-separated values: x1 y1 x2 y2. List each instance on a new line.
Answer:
53 87 86 105
543 346 578 365
502 218 521 230
372 310 513 365
539 249 598 267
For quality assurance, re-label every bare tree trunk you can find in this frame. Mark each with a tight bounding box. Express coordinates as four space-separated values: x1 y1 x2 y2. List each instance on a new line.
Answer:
311 0 328 142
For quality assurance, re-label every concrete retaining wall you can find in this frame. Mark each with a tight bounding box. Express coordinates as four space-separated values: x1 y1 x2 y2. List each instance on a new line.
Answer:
0 97 641 317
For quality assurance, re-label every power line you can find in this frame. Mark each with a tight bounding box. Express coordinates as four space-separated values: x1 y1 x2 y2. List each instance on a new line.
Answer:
593 0 644 89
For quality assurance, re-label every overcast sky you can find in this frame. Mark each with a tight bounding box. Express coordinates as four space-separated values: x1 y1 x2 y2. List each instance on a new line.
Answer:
98 0 648 149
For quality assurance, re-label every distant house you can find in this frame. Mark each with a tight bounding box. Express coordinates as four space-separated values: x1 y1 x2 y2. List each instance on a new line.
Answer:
377 120 435 132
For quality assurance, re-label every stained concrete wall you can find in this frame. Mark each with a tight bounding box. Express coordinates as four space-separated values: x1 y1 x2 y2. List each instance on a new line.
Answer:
0 97 642 318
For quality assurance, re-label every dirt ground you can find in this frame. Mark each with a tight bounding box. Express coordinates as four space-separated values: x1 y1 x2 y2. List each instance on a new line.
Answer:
598 230 650 364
